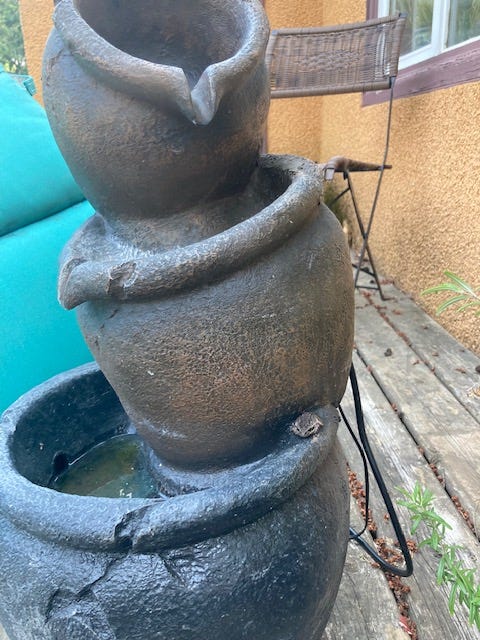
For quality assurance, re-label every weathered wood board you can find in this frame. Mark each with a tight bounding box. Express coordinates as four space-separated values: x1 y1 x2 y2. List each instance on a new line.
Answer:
363 284 480 423
353 293 480 529
323 536 409 640
340 351 480 639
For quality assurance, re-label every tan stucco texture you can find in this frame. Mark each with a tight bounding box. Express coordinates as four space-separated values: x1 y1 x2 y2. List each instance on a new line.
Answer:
265 0 325 162
18 0 53 103
321 85 479 354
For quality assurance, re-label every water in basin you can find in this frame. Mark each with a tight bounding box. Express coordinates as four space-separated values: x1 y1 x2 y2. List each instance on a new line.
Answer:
50 434 160 499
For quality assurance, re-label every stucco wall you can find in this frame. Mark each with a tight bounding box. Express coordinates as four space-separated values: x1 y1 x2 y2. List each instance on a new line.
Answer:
265 0 324 161
320 6 479 355
18 0 53 103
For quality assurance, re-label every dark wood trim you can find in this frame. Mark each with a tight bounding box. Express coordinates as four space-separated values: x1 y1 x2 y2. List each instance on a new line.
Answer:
364 0 480 104
363 38 480 105
366 0 378 20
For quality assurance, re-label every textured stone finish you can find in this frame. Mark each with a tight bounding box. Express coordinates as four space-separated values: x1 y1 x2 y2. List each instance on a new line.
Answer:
0 365 349 640
61 156 354 468
0 0 354 637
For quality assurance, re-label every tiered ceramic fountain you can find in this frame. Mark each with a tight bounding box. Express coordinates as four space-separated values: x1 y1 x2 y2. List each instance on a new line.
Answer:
0 1 354 638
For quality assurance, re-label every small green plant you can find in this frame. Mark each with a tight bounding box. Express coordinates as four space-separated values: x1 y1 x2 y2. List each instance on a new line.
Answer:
422 271 480 317
398 483 480 629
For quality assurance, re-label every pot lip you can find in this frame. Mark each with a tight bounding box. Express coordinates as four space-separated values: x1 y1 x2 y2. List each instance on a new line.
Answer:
0 363 338 553
58 154 324 309
52 0 269 125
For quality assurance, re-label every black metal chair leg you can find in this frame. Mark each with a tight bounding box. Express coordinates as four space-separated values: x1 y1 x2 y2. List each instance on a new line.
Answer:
346 172 386 300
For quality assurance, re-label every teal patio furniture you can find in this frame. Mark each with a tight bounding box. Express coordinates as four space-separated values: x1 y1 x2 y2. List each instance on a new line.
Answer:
0 67 94 411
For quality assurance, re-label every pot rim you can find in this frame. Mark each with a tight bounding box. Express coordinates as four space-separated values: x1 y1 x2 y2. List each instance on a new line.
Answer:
58 155 324 309
52 0 269 125
0 363 338 553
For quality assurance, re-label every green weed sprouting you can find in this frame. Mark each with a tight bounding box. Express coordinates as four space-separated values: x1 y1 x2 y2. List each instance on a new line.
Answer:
398 483 480 629
422 271 480 317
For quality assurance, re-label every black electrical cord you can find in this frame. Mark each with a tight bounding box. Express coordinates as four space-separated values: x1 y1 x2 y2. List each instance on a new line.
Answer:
339 403 370 539
341 363 414 578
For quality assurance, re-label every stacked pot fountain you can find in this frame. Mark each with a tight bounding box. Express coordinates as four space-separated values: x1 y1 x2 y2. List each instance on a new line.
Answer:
0 1 354 638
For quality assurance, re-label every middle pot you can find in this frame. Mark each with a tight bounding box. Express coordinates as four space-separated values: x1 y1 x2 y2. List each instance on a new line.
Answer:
60 156 354 468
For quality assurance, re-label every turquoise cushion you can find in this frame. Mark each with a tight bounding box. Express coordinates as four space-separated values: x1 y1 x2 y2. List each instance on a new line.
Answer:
0 199 95 412
0 67 85 237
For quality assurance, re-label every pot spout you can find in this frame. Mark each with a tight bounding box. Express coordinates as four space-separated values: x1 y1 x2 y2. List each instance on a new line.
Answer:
53 0 270 126
190 60 248 126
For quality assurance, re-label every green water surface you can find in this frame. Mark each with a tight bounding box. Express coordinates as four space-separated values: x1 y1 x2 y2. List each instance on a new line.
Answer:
51 434 159 499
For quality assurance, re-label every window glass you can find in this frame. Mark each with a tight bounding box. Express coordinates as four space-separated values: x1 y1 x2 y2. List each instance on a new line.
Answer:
371 0 480 97
379 0 480 66
447 0 480 46
388 0 436 55
388 0 434 54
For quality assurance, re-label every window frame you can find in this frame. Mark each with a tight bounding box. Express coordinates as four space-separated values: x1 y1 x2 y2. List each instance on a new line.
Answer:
377 0 447 67
365 0 480 104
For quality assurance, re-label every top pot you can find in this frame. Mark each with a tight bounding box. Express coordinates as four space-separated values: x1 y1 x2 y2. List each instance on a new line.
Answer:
42 0 270 239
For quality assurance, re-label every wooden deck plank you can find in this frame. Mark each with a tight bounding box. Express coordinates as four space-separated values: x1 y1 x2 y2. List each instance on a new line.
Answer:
339 352 480 639
353 293 480 528
323 496 409 639
364 284 480 423
323 535 409 640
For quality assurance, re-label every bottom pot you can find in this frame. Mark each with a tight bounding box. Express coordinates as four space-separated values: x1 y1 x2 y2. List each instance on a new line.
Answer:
0 364 349 640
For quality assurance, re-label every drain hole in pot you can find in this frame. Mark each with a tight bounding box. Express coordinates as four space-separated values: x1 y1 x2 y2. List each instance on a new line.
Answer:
52 451 70 476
